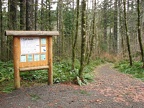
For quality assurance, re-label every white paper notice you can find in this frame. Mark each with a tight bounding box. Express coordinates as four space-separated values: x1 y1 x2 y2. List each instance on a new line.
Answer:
41 46 46 53
20 37 40 54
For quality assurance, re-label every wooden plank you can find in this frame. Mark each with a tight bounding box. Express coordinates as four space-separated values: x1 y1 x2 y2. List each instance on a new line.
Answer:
13 37 20 89
20 66 49 71
48 37 53 85
5 31 59 36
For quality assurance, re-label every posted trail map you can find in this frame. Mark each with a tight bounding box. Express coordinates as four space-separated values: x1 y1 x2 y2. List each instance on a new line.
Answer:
20 37 40 54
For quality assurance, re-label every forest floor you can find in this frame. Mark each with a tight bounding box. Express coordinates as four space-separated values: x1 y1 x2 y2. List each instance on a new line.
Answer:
0 63 144 108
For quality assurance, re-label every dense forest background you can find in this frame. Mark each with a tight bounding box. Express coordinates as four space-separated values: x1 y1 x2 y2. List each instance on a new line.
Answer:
0 0 144 72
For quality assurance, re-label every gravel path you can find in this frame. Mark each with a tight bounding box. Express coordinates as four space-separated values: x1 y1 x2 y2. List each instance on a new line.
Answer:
0 63 144 108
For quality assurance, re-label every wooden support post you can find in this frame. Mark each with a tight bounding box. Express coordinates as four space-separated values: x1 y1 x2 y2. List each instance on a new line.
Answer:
13 37 20 89
48 36 53 85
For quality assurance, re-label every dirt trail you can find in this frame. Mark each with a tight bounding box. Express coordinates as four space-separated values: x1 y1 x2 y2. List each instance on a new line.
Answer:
0 63 144 108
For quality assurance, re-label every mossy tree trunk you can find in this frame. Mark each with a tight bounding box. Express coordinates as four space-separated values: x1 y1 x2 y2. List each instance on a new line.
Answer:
113 0 118 54
0 0 3 61
123 0 133 66
79 0 86 78
103 0 108 52
57 0 64 58
87 0 96 64
72 0 79 69
137 0 144 67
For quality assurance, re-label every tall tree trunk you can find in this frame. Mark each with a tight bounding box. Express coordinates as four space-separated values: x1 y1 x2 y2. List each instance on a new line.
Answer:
79 0 86 78
87 0 96 64
57 0 64 58
103 0 108 52
137 0 144 67
48 0 52 31
20 0 26 30
1 7 7 61
113 0 118 54
31 0 34 29
0 0 3 61
41 0 44 30
35 0 38 30
26 0 33 30
9 0 17 30
117 0 121 54
8 0 17 60
123 0 133 66
0 0 6 61
72 0 79 69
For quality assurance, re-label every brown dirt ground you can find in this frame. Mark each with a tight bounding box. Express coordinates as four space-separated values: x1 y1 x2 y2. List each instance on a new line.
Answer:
0 63 144 108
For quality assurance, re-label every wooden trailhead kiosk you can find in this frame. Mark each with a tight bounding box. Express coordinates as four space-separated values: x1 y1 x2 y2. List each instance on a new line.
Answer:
5 31 59 89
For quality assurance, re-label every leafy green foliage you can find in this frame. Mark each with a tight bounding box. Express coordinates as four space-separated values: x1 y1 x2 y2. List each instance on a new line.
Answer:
0 61 14 82
77 76 82 86
114 61 144 81
2 86 14 93
0 57 105 92
0 61 14 93
75 58 106 86
53 59 80 83
20 70 48 83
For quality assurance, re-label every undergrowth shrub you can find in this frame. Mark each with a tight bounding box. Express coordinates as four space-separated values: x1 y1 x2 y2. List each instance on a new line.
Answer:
53 59 80 83
114 61 144 81
0 57 105 92
0 61 14 82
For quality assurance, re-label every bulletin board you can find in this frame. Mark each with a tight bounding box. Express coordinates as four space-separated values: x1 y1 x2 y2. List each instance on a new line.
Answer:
19 37 48 69
5 31 59 89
